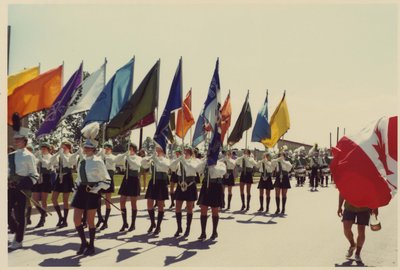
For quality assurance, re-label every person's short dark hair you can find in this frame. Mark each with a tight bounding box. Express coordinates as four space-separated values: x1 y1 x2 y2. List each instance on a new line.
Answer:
129 143 138 152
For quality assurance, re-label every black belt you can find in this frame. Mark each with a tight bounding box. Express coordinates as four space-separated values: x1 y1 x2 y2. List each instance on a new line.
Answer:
128 170 139 177
206 178 222 184
227 169 233 173
179 176 196 183
61 167 72 174
41 168 52 175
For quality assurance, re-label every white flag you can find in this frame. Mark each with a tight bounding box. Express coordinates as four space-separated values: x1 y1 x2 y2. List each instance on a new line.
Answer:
59 63 106 122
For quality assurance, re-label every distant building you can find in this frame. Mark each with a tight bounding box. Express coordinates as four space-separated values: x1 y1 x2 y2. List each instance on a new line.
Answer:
277 139 313 153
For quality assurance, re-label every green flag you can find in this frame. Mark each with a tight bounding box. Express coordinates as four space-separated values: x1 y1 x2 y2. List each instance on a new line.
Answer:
106 60 160 139
227 91 252 146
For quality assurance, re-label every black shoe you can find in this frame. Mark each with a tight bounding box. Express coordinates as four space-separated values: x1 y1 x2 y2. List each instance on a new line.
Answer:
246 206 250 211
27 219 32 225
240 205 245 211
95 219 104 228
35 218 45 229
265 208 269 214
281 209 285 215
119 223 129 232
59 220 68 228
210 232 218 240
169 203 175 209
99 223 108 230
128 224 135 232
147 223 156 233
198 233 206 240
183 228 190 237
84 245 95 256
174 228 183 237
153 227 161 236
257 207 264 212
77 241 88 255
56 219 63 227
274 209 280 215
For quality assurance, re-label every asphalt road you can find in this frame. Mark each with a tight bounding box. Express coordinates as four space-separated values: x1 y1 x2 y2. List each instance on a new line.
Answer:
8 180 397 267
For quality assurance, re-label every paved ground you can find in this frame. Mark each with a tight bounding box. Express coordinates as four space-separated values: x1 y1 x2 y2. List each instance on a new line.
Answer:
8 179 398 267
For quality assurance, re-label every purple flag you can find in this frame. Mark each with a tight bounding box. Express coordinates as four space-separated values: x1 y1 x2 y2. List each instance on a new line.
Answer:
36 63 83 138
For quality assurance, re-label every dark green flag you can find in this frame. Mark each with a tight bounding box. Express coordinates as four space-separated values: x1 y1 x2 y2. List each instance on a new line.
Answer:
227 91 252 146
106 60 160 139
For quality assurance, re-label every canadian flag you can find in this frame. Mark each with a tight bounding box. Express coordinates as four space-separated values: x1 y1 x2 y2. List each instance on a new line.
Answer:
330 116 397 209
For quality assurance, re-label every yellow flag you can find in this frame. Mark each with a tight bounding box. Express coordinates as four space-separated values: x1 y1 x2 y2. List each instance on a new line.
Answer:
8 66 40 96
262 93 290 148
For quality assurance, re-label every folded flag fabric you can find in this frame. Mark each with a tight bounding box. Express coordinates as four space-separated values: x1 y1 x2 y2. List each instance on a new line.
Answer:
330 116 397 209
8 66 40 96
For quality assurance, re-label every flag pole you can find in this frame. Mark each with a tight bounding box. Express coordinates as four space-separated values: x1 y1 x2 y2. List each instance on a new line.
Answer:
180 57 185 184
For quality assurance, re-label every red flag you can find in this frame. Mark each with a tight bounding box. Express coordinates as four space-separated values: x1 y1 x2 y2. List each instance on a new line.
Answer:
330 116 397 209
220 91 232 143
176 89 195 139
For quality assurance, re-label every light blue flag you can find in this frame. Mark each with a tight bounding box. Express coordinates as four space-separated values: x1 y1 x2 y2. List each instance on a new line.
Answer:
251 91 271 142
192 59 220 147
83 58 134 127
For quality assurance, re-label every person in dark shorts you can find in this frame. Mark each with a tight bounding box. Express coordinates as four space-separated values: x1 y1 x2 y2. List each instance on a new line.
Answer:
236 149 257 211
8 126 39 250
71 138 111 256
168 147 182 209
143 146 170 236
32 142 54 228
170 146 198 237
51 141 81 228
117 143 143 232
272 151 293 215
196 159 227 240
256 152 275 212
220 150 236 210
337 194 378 263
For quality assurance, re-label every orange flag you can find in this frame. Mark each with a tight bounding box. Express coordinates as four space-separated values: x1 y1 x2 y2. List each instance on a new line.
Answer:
176 89 195 139
8 65 63 125
220 91 232 143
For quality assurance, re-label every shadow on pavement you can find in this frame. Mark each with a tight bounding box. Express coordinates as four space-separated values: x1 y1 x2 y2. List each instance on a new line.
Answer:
31 242 80 255
164 250 197 266
334 259 366 267
116 247 142 263
236 214 278 225
39 254 82 267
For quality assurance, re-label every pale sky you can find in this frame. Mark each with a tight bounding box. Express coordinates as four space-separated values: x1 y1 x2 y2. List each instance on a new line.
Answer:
6 1 398 150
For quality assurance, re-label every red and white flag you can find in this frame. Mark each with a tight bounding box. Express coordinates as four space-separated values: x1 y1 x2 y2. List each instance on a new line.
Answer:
330 116 397 209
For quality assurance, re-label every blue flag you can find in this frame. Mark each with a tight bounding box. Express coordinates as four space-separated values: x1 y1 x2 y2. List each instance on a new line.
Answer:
83 58 134 127
36 63 83 138
251 91 271 142
153 58 182 152
192 59 220 147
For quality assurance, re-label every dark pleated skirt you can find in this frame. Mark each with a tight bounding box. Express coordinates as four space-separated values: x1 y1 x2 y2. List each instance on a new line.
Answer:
118 174 140 197
197 179 224 208
175 182 198 201
170 172 179 183
71 185 100 210
145 173 169 200
274 174 291 189
222 171 235 186
240 171 253 184
53 173 74 193
32 174 53 193
258 174 274 190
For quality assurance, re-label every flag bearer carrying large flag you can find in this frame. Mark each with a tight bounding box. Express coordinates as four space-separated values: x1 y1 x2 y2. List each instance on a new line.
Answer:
332 116 397 263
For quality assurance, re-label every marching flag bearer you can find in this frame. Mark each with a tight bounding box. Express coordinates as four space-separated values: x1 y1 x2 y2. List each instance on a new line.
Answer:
257 152 275 213
143 146 171 236
196 159 227 240
220 150 236 210
117 143 143 232
169 147 182 209
236 149 257 211
272 151 293 215
72 138 111 256
8 122 39 250
170 146 198 237
32 142 54 228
